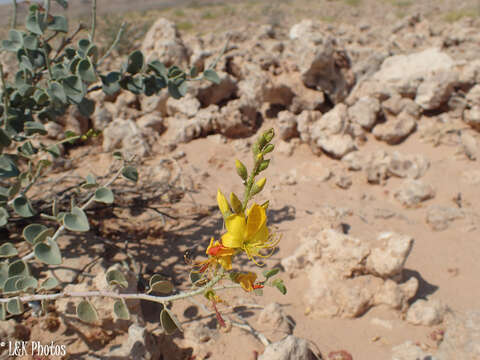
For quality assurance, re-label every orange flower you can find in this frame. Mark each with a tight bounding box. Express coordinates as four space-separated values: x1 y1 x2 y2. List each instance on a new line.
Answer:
236 272 264 292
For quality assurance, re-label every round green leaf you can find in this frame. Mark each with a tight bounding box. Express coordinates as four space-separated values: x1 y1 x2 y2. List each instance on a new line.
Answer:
77 300 98 324
15 276 37 292
7 298 23 315
126 50 144 75
63 206 89 232
113 299 130 320
0 263 9 289
23 223 47 244
41 277 59 290
48 15 68 33
77 97 95 117
160 308 183 335
23 35 38 50
203 69 220 84
12 196 35 217
3 275 25 293
149 275 173 294
0 207 9 227
101 71 122 95
26 11 45 35
25 121 47 136
34 239 62 265
0 243 18 258
122 166 138 183
94 187 114 204
105 269 128 288
62 75 85 104
48 81 67 104
272 278 287 295
0 155 20 179
8 260 29 277
77 59 97 83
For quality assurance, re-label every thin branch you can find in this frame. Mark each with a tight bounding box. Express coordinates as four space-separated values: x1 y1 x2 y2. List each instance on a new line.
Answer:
232 313 271 347
43 44 53 80
53 23 86 60
11 0 17 29
22 165 125 261
90 0 97 43
0 64 8 128
0 274 236 305
97 22 126 66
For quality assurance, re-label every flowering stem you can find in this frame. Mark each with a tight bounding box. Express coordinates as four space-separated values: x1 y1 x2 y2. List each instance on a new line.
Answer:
242 157 262 211
0 275 239 305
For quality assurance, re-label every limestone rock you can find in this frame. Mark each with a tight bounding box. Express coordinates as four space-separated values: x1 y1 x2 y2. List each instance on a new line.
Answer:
258 335 316 360
373 111 417 145
426 206 464 231
92 106 113 131
217 98 261 138
103 119 150 157
258 303 293 335
136 112 165 134
109 324 159 360
196 72 238 107
348 96 381 130
366 232 414 278
394 179 435 207
277 110 299 141
406 299 447 326
141 18 190 67
172 105 218 143
387 152 430 179
166 94 201 118
415 70 458 111
391 341 432 360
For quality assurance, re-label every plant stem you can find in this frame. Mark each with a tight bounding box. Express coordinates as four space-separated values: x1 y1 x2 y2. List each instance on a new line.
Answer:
0 64 8 128
53 23 85 60
242 157 261 211
43 45 53 80
11 0 17 29
97 22 126 66
90 0 97 43
44 0 51 19
0 275 239 305
22 165 124 261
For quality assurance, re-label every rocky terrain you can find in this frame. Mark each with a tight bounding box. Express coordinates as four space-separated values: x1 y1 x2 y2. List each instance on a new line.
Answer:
2 0 480 359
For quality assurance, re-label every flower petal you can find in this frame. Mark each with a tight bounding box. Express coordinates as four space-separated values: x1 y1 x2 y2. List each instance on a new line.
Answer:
217 189 230 216
221 232 243 248
225 214 246 236
246 204 266 239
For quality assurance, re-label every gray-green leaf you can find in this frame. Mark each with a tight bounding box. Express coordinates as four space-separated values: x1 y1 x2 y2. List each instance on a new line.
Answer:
7 298 23 315
113 299 130 320
63 206 89 232
122 166 138 183
105 269 128 288
0 243 18 258
160 308 183 335
77 300 98 324
34 238 62 265
94 187 114 204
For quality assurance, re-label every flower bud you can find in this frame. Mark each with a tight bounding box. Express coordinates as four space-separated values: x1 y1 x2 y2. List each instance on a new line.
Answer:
261 200 269 210
230 192 243 214
258 159 270 172
263 128 275 143
263 144 274 154
217 189 230 217
251 177 266 195
235 160 248 181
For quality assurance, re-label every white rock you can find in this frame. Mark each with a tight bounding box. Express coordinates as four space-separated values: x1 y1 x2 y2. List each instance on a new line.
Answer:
366 232 414 278
258 303 293 335
277 110 298 141
136 112 165 133
166 94 201 118
426 206 464 231
258 335 316 360
406 299 447 326
348 96 381 130
391 341 431 360
373 111 417 145
103 119 150 157
394 179 435 207
415 70 458 111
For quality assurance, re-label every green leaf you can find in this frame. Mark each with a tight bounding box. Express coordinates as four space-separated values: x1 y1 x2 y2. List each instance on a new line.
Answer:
160 308 183 335
62 75 85 104
126 50 144 74
1 30 23 51
77 38 91 55
15 276 38 292
26 10 45 35
48 81 67 104
0 304 5 320
24 121 48 136
34 239 62 265
7 298 23 315
272 278 287 295
263 268 280 279
23 224 54 245
23 34 39 50
189 271 205 287
0 155 19 179
114 299 130 320
149 275 173 294
94 187 114 204
63 206 89 232
0 207 8 227
0 129 12 149
12 196 35 217
203 69 220 84
18 141 38 156
41 277 59 290
77 59 97 83
148 60 167 77
3 275 24 293
122 166 138 183
167 80 183 99
105 269 128 288
8 260 29 277
101 71 122 95
190 66 198 77
46 144 61 158
77 300 98 324
122 76 144 94
0 243 18 258
77 97 95 117
48 15 68 33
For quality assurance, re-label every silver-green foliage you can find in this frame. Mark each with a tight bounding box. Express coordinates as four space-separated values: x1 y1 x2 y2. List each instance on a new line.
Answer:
0 0 219 328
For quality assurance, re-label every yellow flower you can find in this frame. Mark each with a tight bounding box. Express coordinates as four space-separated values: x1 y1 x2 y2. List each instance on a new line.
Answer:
205 237 235 271
236 272 263 292
221 203 279 265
